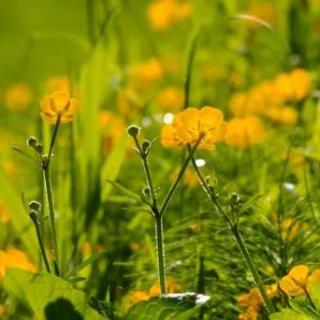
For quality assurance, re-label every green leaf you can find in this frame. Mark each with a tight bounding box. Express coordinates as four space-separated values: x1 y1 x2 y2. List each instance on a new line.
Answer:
101 134 129 201
4 269 106 320
125 293 210 320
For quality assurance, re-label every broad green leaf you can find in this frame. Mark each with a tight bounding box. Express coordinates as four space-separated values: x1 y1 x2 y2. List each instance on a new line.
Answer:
4 269 106 320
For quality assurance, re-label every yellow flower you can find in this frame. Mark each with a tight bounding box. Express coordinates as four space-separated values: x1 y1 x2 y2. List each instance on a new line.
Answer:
237 284 277 319
279 265 309 296
147 0 192 30
129 291 150 305
40 91 79 124
307 269 320 291
161 106 227 150
280 218 300 240
290 69 312 101
0 248 37 282
156 86 184 111
238 307 259 320
0 305 5 317
264 106 297 126
225 116 266 148
4 83 33 111
45 75 70 93
0 203 10 223
246 2 276 28
130 58 163 90
148 0 176 30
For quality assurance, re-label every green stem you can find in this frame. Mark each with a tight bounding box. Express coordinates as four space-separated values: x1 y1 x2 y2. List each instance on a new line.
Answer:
155 216 166 294
188 148 275 314
43 167 60 276
232 227 275 314
30 213 51 273
159 138 202 216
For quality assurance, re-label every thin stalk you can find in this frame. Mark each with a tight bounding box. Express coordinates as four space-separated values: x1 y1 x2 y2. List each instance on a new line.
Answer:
30 213 51 273
155 216 166 294
43 167 60 276
159 138 202 216
188 147 275 314
42 116 62 276
232 227 275 314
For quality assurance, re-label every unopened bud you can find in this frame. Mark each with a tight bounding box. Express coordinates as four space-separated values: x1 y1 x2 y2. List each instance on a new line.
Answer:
142 140 151 155
142 187 151 197
29 210 38 222
36 143 43 154
230 193 240 205
127 125 141 138
28 200 41 211
27 136 38 147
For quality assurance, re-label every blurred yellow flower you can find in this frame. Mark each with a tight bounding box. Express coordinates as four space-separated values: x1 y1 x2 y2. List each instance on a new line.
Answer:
279 265 309 296
161 106 227 150
45 75 70 93
225 116 266 148
264 106 297 126
0 203 10 223
4 83 33 111
130 58 163 90
40 91 79 124
100 110 126 153
156 86 184 111
237 284 277 319
280 218 300 240
0 305 5 317
246 2 277 28
0 248 37 282
147 0 192 30
307 269 320 291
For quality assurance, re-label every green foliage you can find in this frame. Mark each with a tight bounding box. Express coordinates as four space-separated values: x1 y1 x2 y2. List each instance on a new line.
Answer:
4 269 106 320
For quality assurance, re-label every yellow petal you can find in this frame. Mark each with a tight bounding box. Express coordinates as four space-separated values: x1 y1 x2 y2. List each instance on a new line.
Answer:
51 91 71 112
289 265 309 284
279 275 304 296
199 106 223 132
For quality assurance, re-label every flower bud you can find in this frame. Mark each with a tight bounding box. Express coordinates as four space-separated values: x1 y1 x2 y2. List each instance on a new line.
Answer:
27 136 38 147
127 125 141 138
36 143 43 154
142 187 151 197
230 193 240 205
142 140 151 155
29 210 38 222
28 200 41 211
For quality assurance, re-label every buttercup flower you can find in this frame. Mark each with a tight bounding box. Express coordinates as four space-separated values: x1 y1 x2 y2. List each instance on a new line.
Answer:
40 91 79 124
161 106 227 150
279 265 309 296
237 284 277 320
147 0 192 30
0 248 37 282
225 116 266 148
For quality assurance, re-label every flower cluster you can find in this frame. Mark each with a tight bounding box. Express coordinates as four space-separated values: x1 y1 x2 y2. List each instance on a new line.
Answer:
147 0 192 30
225 116 266 148
161 106 227 150
279 265 320 296
230 69 311 125
237 284 277 320
0 248 36 281
40 91 79 125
